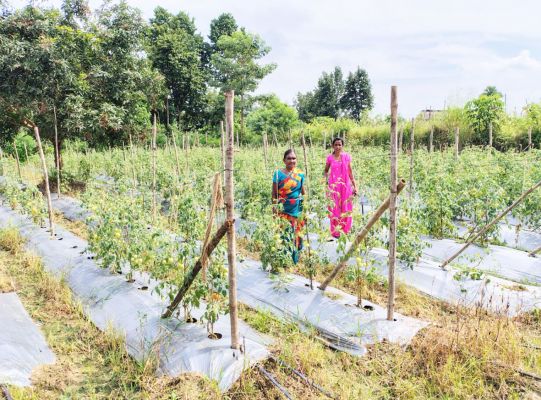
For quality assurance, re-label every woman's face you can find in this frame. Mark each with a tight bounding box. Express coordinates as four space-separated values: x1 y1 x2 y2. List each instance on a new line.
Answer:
333 140 343 153
284 152 297 170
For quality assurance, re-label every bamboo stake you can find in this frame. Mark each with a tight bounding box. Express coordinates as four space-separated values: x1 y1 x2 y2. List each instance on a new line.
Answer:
13 139 21 181
323 131 327 150
263 133 268 171
301 132 310 197
408 119 414 199
528 244 541 257
454 127 459 160
32 125 54 236
398 127 403 152
151 112 157 224
161 219 232 318
201 173 223 281
128 133 137 188
429 125 434 153
440 178 541 269
225 90 239 350
387 86 399 321
489 121 493 148
528 127 532 150
53 105 61 199
318 179 406 291
301 132 314 289
23 142 29 162
220 121 226 185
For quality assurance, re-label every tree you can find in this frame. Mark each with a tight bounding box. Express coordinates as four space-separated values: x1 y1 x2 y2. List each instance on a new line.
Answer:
246 95 298 140
465 90 504 145
339 67 373 120
483 85 502 98
295 66 344 121
210 29 276 142
148 7 208 129
209 13 237 48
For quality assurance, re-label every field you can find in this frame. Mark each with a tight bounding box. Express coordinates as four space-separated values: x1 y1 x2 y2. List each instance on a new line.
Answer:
0 140 540 399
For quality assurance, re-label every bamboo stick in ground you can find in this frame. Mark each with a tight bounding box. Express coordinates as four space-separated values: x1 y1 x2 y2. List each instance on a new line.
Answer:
318 179 406 291
13 139 22 181
408 118 414 199
528 245 541 257
387 86 399 321
440 178 541 269
151 112 157 224
224 90 239 350
53 105 61 199
30 124 54 236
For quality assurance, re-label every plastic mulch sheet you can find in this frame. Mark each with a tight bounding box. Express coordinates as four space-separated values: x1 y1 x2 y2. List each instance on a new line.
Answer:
0 292 55 386
49 194 429 357
0 205 269 391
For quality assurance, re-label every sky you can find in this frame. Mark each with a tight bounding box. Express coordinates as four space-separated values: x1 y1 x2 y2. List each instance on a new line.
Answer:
26 0 541 117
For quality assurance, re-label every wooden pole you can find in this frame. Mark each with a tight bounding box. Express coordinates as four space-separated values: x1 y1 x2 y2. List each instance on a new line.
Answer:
32 125 54 236
323 131 327 150
408 119 414 199
220 121 226 185
319 179 406 291
53 105 61 199
162 220 232 318
528 127 532 150
128 133 137 188
387 85 399 321
224 90 239 350
440 178 541 269
151 112 157 224
528 244 541 257
301 132 310 197
263 133 268 171
429 125 434 153
13 139 21 181
23 142 29 162
398 127 403 153
454 127 459 160
488 121 493 148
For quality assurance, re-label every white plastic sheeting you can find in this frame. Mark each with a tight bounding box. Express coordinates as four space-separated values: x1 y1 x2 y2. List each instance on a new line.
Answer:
236 259 428 356
0 205 269 391
0 292 55 386
49 194 429 356
50 194 541 315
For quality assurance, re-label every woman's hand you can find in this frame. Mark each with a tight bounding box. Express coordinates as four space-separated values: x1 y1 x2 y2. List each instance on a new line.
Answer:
352 187 358 196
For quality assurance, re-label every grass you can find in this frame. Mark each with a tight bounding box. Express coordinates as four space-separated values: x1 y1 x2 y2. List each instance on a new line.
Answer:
0 228 220 400
2 208 540 398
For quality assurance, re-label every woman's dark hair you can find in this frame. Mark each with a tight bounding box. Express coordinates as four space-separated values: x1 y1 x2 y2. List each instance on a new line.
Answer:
283 149 296 160
332 137 344 146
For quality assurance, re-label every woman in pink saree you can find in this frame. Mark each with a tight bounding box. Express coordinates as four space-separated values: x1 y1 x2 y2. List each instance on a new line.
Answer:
324 137 358 238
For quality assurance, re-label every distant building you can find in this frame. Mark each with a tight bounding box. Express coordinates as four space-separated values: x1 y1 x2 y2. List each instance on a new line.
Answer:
420 109 443 120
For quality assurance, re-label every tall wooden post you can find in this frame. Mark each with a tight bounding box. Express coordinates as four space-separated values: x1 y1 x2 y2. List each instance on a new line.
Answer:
387 86 398 321
151 112 157 224
220 121 226 185
429 126 434 153
23 142 29 162
33 125 54 236
488 121 493 148
262 133 268 171
224 91 239 350
53 106 61 199
398 127 403 153
323 131 327 150
13 139 22 181
454 127 459 160
408 119 414 199
301 132 310 197
528 127 532 150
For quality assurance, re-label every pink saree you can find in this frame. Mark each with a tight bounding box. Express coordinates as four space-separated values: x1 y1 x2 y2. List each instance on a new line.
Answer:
326 152 353 238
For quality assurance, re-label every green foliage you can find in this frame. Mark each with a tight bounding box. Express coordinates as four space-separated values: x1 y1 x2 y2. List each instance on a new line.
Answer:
210 30 276 94
465 90 504 145
4 130 37 162
246 95 299 140
339 67 374 120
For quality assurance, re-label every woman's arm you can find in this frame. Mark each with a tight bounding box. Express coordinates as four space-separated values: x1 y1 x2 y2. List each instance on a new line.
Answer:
348 163 358 195
324 160 330 180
